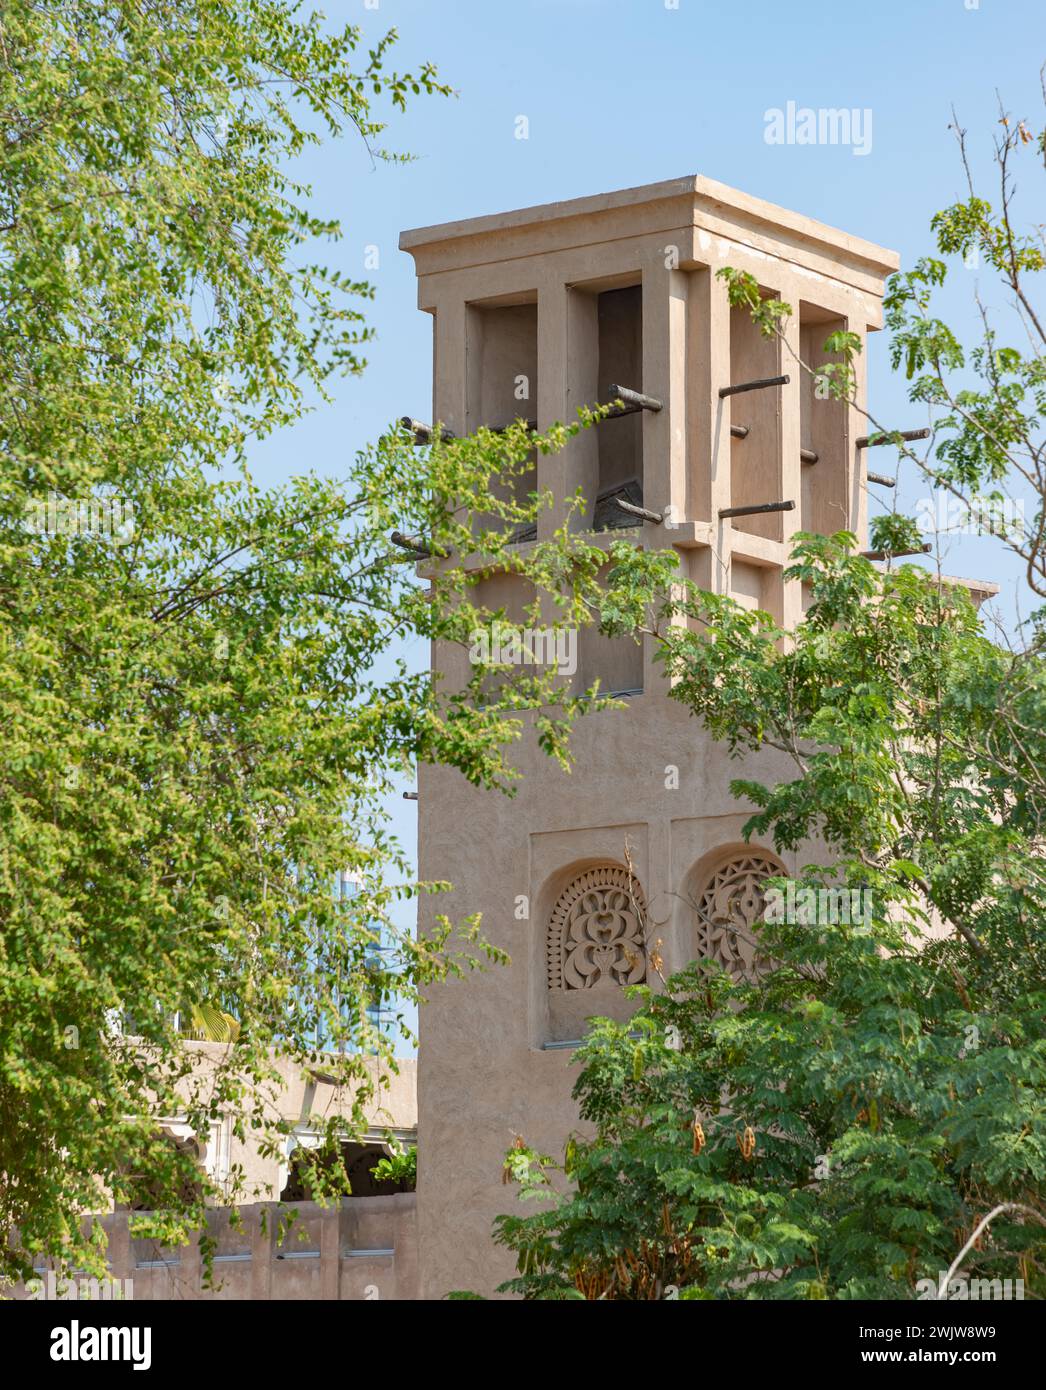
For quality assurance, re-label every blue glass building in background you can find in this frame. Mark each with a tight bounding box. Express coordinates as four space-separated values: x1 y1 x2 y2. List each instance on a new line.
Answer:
330 870 399 1052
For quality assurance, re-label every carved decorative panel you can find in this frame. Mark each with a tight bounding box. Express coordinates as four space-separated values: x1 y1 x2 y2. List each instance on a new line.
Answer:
693 852 782 982
547 866 647 990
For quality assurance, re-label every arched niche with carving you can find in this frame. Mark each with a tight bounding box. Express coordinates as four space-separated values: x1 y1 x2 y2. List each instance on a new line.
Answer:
689 848 785 982
547 864 648 991
541 862 648 1045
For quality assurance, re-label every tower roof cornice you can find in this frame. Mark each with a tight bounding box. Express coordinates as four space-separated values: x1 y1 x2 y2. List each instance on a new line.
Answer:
400 175 899 297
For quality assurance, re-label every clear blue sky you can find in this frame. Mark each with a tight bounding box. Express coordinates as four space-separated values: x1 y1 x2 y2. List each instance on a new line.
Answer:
247 0 1044 1045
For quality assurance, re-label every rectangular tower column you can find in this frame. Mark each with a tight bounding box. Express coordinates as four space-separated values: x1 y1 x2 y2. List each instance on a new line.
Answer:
431 294 467 437
642 261 690 691
690 265 732 595
537 274 599 538
777 270 805 631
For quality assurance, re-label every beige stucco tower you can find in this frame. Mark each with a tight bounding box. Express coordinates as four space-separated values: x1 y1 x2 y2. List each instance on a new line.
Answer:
400 176 900 1298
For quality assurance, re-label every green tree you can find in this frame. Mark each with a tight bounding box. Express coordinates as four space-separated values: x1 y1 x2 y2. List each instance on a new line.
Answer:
372 1141 416 1192
0 1 608 1283
493 95 1046 1301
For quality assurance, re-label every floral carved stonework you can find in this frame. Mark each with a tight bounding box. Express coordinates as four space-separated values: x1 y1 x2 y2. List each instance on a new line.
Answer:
547 866 647 990
694 852 782 982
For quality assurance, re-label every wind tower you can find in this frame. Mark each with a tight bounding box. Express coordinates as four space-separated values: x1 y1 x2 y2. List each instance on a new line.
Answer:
400 176 902 1297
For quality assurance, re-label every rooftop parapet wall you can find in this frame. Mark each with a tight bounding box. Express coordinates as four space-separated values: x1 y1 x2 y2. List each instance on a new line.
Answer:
9 1195 418 1302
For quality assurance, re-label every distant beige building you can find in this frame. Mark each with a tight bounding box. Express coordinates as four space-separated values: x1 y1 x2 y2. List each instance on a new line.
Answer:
13 1049 419 1301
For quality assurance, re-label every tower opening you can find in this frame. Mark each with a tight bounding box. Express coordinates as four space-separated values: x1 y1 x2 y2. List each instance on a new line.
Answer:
595 284 643 528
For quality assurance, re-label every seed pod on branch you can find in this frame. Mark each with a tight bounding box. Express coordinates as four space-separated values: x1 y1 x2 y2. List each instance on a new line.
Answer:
737 1125 756 1161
